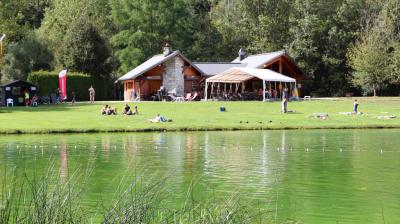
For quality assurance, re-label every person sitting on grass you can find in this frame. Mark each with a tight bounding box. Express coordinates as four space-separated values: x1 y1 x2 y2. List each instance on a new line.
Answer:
101 105 109 115
148 114 172 123
133 106 139 115
31 94 38 107
123 104 132 115
108 106 117 115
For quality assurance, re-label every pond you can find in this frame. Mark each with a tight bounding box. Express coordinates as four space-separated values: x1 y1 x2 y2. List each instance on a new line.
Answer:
0 129 399 223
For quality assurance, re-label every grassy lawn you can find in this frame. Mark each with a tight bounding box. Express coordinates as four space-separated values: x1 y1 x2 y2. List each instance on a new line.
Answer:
0 98 399 134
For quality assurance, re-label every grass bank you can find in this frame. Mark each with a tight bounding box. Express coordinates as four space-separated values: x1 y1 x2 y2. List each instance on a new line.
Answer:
0 98 399 134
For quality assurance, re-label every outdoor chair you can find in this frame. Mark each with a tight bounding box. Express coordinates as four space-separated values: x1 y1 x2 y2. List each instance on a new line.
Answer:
190 92 198 101
40 96 50 104
167 93 178 101
6 98 14 107
184 93 192 101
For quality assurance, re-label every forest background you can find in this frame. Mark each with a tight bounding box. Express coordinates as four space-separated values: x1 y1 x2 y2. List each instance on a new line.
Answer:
0 0 399 97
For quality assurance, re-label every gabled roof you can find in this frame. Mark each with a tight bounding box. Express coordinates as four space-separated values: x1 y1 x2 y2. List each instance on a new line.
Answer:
118 50 205 81
193 62 246 76
232 50 286 68
206 67 296 83
1 80 37 87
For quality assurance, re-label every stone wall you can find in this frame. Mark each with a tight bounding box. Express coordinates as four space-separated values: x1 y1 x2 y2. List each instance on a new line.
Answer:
163 56 184 96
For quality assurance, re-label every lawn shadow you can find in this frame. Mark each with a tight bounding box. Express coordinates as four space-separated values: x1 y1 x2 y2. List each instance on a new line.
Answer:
284 111 304 115
0 109 13 113
0 103 91 113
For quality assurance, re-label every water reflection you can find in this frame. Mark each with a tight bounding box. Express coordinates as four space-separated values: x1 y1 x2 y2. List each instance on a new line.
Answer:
60 143 68 183
0 130 399 223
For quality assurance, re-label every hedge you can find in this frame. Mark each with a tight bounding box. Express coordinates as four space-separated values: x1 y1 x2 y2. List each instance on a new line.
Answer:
28 71 113 101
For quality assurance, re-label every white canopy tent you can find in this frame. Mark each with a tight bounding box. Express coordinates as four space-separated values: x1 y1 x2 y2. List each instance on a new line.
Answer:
204 67 296 101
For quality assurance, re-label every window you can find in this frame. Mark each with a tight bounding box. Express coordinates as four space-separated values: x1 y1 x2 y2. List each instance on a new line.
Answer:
12 87 21 95
127 82 133 89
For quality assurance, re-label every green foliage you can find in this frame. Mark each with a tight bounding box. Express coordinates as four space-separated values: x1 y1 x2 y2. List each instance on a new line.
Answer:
27 71 113 100
37 0 115 74
348 23 391 96
110 0 222 74
348 0 400 96
1 35 53 83
2 0 400 95
60 18 112 77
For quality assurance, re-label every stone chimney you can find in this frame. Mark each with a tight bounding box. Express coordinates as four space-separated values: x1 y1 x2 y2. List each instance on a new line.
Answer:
163 43 173 56
238 48 247 61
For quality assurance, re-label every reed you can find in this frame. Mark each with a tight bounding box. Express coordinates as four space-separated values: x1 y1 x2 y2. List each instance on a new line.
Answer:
1 166 272 224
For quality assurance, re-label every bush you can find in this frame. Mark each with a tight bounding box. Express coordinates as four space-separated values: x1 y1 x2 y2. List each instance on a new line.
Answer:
28 71 113 101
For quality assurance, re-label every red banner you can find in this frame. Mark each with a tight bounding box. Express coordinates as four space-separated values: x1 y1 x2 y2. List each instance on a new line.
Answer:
58 70 67 100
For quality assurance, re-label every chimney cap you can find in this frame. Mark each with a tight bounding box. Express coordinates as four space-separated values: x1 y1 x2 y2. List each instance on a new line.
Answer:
163 43 172 56
238 48 247 61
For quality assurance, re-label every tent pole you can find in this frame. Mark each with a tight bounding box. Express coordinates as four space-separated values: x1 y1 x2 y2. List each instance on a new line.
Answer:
263 80 266 102
211 82 214 100
205 81 208 101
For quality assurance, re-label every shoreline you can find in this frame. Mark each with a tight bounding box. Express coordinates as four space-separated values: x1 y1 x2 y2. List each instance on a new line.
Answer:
2 125 400 135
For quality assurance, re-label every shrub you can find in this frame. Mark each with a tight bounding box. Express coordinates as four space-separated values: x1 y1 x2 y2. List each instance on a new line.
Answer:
27 71 113 101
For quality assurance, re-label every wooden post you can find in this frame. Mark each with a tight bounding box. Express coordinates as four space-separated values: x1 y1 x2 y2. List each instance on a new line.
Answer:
138 81 141 101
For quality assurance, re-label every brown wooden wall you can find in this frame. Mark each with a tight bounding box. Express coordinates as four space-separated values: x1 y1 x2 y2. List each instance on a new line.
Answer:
263 55 304 82
123 57 204 101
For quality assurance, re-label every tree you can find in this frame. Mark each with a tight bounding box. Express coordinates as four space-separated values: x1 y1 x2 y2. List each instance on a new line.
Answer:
348 0 400 96
1 35 53 82
38 0 115 73
60 18 112 77
348 21 391 96
110 0 222 74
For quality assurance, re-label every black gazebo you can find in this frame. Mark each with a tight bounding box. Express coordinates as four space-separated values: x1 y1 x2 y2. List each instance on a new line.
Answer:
0 80 38 106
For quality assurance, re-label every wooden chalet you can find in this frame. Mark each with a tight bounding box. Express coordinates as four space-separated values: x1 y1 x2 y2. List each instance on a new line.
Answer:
118 46 306 101
118 44 205 101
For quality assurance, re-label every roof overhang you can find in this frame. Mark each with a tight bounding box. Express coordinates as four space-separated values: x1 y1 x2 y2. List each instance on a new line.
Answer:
117 51 206 82
206 67 296 83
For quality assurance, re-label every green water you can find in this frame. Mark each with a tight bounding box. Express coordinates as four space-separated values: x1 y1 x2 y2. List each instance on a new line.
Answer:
1 130 399 223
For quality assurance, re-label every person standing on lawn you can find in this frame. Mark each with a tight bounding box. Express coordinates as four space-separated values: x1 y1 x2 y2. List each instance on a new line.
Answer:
24 90 30 107
353 99 359 114
88 85 95 103
71 91 76 106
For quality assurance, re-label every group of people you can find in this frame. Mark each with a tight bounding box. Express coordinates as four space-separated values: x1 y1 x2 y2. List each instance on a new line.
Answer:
101 105 118 115
101 104 139 116
100 104 173 123
24 91 39 107
123 104 138 115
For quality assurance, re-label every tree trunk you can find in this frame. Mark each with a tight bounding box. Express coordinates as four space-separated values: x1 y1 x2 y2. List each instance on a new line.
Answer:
373 84 377 97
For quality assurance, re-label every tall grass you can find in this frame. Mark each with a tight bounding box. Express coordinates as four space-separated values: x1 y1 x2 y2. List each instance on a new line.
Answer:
1 166 273 224
0 163 90 224
102 180 261 224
